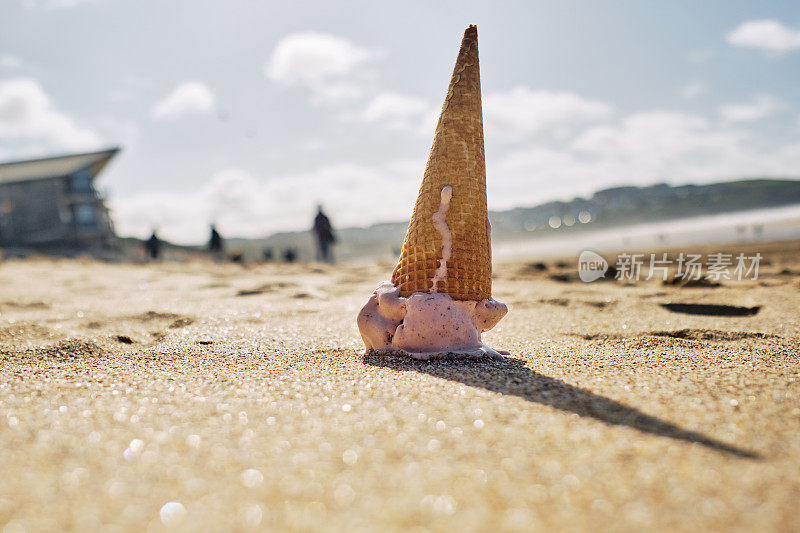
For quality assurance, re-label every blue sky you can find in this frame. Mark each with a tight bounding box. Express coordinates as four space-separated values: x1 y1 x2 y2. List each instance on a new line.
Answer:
1 0 799 243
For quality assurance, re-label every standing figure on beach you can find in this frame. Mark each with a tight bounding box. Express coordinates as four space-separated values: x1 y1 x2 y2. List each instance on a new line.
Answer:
208 225 224 259
145 231 161 260
312 205 336 263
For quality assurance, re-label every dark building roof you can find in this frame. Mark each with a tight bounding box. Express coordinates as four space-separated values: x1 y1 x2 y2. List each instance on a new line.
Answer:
0 147 120 186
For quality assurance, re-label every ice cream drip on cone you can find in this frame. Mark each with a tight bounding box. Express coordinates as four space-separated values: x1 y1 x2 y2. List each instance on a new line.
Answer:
358 25 508 359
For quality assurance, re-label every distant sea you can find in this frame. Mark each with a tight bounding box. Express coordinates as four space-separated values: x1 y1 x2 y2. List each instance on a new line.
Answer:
493 204 800 260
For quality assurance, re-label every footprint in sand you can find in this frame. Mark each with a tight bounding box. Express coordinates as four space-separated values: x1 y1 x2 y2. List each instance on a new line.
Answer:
236 282 295 296
201 282 231 289
1 301 50 310
100 312 195 347
549 273 578 283
663 276 722 288
539 298 570 306
648 329 775 341
550 266 618 283
584 300 616 309
573 333 624 341
519 262 548 275
168 317 194 329
575 329 774 343
659 303 760 316
127 311 194 327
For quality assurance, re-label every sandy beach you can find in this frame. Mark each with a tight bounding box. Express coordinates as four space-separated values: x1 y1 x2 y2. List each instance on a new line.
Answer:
1 242 799 531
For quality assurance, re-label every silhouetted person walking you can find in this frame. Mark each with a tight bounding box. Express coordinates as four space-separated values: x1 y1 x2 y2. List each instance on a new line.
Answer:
145 231 161 260
208 225 223 259
312 205 336 263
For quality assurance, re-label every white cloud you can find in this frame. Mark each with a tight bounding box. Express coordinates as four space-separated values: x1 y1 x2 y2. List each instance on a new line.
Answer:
482 86 612 140
265 32 377 105
0 55 22 69
719 94 780 122
310 80 368 106
681 81 708 99
572 111 746 162
726 19 800 53
0 77 101 152
488 110 800 208
111 162 420 244
151 81 215 120
360 92 431 130
266 32 374 84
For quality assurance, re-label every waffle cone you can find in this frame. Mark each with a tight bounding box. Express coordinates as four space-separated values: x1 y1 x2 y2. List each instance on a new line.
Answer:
391 25 491 301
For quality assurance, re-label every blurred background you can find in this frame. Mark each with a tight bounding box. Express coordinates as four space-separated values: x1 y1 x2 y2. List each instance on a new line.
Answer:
1 0 799 262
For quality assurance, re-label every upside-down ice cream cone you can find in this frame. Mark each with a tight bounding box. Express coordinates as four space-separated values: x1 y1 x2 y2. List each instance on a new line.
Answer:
357 25 508 359
391 24 491 301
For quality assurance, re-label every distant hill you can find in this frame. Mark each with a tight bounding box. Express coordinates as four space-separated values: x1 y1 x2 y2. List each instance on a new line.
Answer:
228 178 800 262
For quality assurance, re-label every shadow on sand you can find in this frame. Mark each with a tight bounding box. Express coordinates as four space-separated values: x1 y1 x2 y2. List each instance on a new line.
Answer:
363 354 760 459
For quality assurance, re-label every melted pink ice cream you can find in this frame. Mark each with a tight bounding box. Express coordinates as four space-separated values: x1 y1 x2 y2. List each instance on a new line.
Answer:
357 282 508 359
359 184 507 358
430 186 453 292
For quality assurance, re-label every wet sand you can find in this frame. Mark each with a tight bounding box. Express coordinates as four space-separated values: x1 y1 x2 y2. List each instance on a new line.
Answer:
0 242 799 531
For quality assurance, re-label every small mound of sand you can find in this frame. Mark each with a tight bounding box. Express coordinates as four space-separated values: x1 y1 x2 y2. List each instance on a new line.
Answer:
0 323 57 343
0 339 106 361
130 311 184 321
